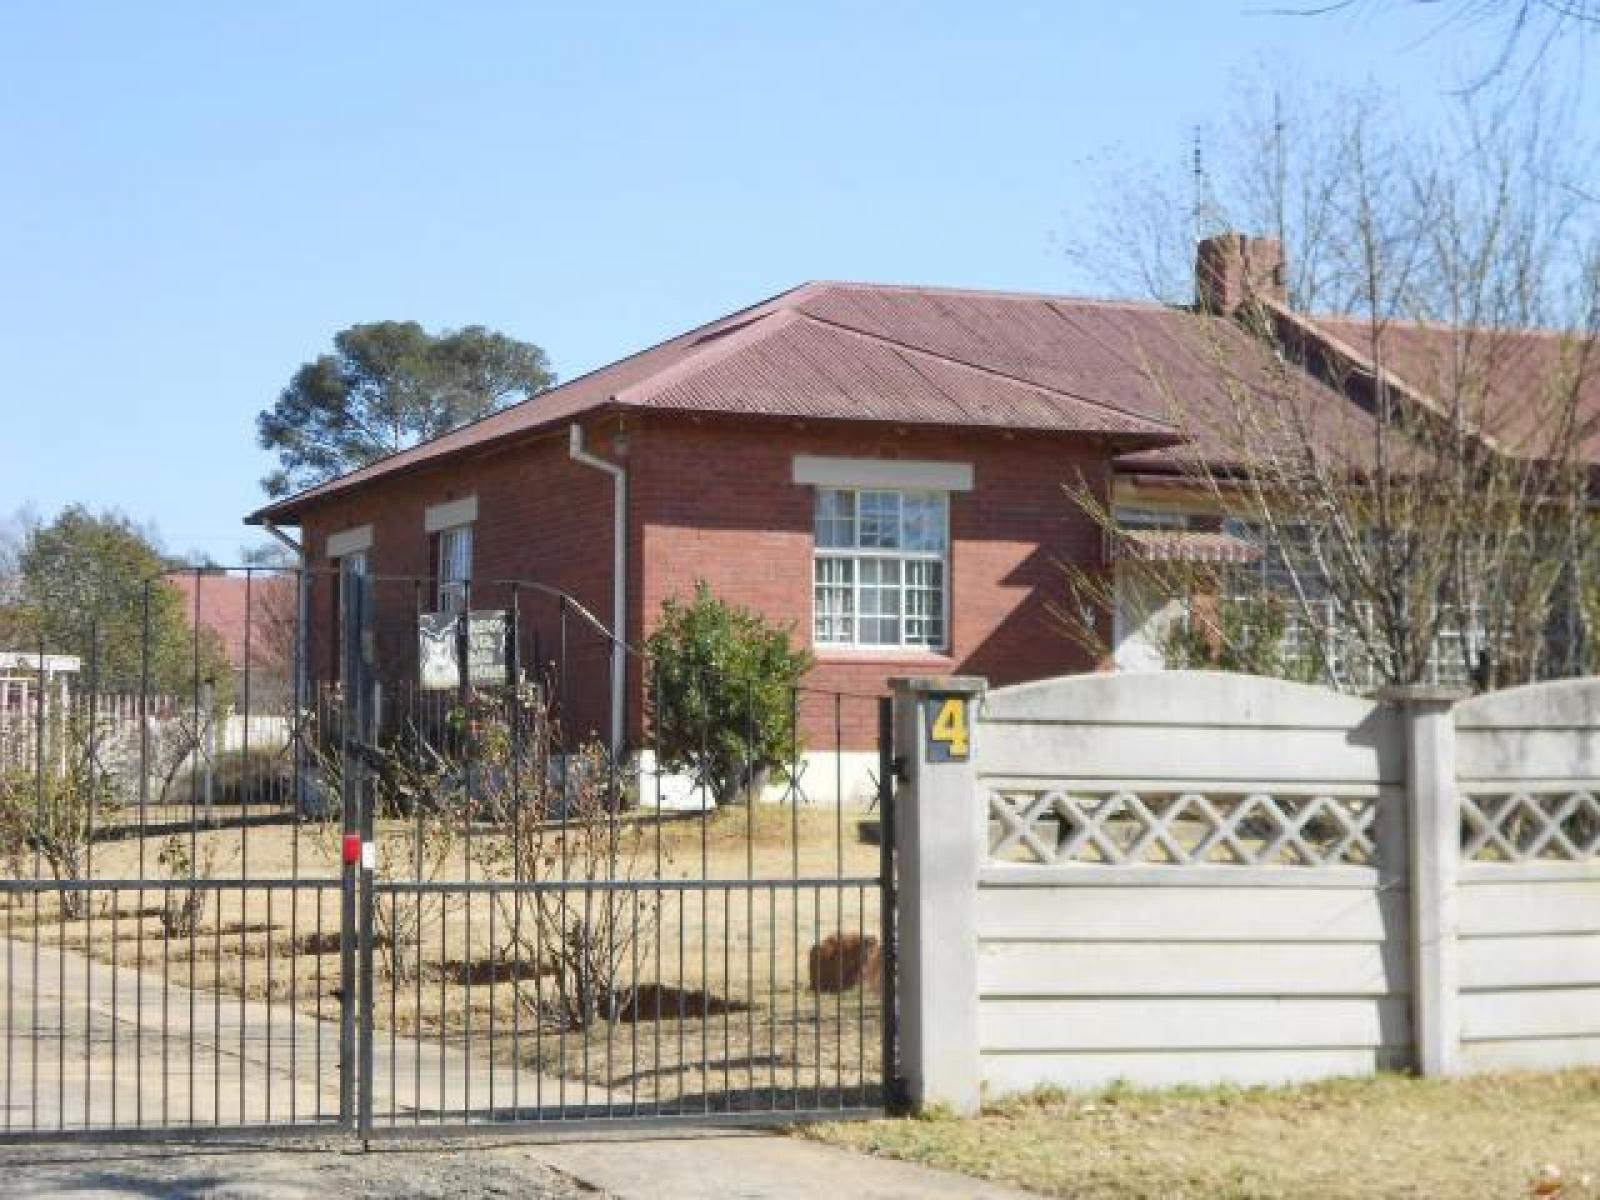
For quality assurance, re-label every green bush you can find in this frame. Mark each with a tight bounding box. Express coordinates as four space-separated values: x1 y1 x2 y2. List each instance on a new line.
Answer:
645 581 812 806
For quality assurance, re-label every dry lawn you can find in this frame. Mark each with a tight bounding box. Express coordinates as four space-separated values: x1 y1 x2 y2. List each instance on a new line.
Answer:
807 1072 1600 1199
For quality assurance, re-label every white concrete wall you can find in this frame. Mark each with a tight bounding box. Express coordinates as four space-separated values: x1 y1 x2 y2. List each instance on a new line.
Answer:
972 672 1409 1092
896 670 1600 1108
1454 681 1600 1072
635 749 881 811
977 868 1412 1091
1458 864 1600 1072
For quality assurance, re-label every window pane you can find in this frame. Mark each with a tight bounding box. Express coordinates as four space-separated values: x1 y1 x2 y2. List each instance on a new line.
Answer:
858 557 901 644
813 557 854 643
438 525 472 613
902 493 947 553
814 489 856 549
905 560 944 646
858 491 901 550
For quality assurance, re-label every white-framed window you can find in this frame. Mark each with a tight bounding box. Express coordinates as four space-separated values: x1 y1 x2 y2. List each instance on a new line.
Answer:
436 525 472 614
813 487 948 649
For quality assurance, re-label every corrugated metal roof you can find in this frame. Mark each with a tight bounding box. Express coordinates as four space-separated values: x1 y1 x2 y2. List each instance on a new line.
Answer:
1112 529 1263 565
251 281 1208 522
1310 313 1600 459
247 280 1600 525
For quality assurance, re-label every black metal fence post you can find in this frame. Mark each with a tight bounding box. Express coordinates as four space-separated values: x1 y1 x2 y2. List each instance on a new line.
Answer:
877 695 902 1114
337 564 372 1133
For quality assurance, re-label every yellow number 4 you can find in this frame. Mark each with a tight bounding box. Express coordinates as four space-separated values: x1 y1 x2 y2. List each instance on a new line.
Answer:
931 696 969 758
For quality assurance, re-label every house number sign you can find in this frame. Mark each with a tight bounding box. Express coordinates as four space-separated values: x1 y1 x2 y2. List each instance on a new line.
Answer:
925 693 970 762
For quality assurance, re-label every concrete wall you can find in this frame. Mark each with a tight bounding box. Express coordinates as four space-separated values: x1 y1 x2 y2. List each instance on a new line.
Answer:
1455 681 1600 1072
893 670 1600 1113
975 672 1408 1094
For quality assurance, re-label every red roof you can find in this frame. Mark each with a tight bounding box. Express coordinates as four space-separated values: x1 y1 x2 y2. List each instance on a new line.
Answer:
249 279 1592 526
166 573 296 672
1306 313 1600 460
253 281 1322 522
1112 529 1264 565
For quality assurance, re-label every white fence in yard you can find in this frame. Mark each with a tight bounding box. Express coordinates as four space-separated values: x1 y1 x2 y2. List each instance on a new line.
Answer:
1 690 292 795
891 671 1600 1113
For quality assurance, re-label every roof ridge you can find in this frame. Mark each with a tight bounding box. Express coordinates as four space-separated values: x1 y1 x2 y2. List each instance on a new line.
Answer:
1309 311 1586 340
806 279 1177 311
1264 300 1513 454
616 306 802 403
795 306 1179 432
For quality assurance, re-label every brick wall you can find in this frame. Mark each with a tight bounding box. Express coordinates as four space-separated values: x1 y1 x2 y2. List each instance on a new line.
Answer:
290 414 1113 753
297 428 616 742
630 417 1111 748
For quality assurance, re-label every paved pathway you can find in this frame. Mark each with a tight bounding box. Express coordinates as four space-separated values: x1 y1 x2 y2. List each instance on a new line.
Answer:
537 1129 1043 1199
0 938 608 1132
0 1130 1043 1199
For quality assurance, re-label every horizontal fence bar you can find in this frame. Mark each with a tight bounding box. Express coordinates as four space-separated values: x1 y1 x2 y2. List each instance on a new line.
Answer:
361 1106 887 1140
0 879 341 893
0 1119 348 1147
370 876 883 895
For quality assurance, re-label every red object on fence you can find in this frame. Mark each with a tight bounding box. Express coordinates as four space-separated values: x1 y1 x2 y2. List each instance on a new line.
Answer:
342 834 360 866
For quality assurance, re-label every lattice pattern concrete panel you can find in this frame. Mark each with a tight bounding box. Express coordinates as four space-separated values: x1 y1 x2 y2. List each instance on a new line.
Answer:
1461 789 1600 863
986 788 1379 867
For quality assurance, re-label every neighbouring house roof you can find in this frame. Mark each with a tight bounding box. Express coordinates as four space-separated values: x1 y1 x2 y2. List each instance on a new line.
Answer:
1302 312 1600 460
166 573 296 672
1112 529 1263 566
249 280 1346 524
1115 305 1600 483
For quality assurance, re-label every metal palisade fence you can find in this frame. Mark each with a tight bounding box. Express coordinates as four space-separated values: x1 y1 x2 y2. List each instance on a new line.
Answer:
0 566 898 1140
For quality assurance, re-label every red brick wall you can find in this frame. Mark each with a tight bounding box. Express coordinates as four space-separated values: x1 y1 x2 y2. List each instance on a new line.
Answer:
629 417 1111 748
291 415 1113 753
296 429 617 742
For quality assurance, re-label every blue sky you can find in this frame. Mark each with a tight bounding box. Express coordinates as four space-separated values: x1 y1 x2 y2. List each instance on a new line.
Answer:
0 2 1574 560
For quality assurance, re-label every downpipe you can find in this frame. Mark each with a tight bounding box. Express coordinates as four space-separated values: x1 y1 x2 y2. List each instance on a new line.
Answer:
568 423 628 761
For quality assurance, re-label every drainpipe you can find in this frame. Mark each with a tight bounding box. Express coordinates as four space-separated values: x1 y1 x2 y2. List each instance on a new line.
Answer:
568 423 627 761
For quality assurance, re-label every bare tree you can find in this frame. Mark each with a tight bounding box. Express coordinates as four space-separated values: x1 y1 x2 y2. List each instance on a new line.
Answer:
1278 1 1597 91
1058 83 1600 692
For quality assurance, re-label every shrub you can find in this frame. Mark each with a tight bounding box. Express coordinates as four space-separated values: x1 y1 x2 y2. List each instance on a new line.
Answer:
0 707 121 917
644 581 812 806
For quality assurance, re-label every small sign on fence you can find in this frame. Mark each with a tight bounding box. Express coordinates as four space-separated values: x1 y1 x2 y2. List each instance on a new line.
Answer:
418 610 511 690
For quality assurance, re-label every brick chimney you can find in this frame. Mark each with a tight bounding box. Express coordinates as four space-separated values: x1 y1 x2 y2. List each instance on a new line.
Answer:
1195 233 1287 315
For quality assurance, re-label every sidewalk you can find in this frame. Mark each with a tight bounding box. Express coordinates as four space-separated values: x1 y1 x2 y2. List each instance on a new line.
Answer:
0 1129 1043 1199
537 1129 1042 1199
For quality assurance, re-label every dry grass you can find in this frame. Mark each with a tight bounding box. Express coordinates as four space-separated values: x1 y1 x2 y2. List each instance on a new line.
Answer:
806 1072 1600 1199
4 803 887 1110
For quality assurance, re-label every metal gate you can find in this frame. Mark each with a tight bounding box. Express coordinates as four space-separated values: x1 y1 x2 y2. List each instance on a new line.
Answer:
0 566 897 1140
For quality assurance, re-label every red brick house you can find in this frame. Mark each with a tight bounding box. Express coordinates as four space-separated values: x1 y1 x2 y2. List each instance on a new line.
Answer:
250 238 1491 768
167 572 297 703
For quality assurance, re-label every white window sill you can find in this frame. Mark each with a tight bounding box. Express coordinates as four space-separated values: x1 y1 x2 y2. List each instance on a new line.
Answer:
813 647 955 667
